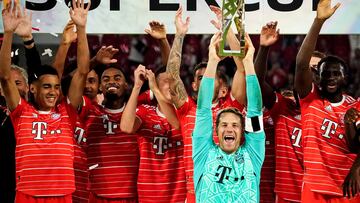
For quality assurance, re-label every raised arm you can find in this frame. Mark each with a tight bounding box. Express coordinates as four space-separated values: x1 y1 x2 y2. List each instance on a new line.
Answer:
120 65 146 134
295 0 340 98
166 5 190 108
89 45 119 69
209 5 246 105
0 3 22 111
192 32 222 189
254 22 279 109
146 69 179 129
145 21 170 66
13 7 42 74
68 0 90 109
52 20 77 78
194 32 222 144
243 33 262 117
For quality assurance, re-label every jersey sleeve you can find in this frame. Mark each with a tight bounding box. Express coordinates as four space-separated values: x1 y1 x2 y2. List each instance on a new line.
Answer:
138 90 157 106
300 83 319 109
175 96 195 120
9 98 27 127
192 77 215 190
135 104 148 123
268 93 285 122
243 74 265 176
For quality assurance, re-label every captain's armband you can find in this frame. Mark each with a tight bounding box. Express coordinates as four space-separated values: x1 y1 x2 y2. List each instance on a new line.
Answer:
245 115 263 133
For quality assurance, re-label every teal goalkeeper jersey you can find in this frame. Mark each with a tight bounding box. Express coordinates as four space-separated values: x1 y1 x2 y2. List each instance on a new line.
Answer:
193 75 265 203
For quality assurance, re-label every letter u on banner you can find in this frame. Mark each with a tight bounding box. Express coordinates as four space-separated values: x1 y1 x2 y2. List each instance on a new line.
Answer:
219 0 246 57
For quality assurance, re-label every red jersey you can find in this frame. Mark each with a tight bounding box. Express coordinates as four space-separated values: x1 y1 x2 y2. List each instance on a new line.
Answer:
72 117 89 203
176 93 244 201
136 104 186 202
10 98 77 196
270 93 303 202
300 87 358 196
81 100 139 199
260 110 275 203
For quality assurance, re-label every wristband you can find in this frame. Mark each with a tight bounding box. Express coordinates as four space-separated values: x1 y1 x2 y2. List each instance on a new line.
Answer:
23 38 34 46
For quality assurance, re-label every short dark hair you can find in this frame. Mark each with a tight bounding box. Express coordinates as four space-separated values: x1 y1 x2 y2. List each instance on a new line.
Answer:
102 63 128 82
193 62 208 77
216 107 244 132
318 55 348 76
28 65 59 84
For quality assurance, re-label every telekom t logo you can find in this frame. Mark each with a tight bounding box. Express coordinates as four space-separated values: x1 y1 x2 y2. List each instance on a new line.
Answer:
74 127 86 144
215 165 232 184
321 118 338 139
291 127 302 147
32 122 47 140
153 137 168 155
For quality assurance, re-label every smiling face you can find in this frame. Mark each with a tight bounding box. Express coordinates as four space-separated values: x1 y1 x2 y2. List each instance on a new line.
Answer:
100 68 128 100
30 74 61 111
216 111 243 154
319 62 345 95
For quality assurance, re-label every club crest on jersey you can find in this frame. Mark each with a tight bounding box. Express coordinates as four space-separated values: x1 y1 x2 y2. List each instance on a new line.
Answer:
234 153 244 164
51 113 60 120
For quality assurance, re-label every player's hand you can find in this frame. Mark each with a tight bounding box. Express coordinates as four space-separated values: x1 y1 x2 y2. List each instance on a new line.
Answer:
145 21 167 40
2 1 22 33
208 32 223 62
14 7 32 40
343 161 360 198
260 21 280 47
134 64 146 89
62 20 77 44
316 0 340 21
95 45 119 64
243 33 255 63
145 69 158 92
209 5 222 30
69 0 91 28
344 108 360 125
174 5 190 36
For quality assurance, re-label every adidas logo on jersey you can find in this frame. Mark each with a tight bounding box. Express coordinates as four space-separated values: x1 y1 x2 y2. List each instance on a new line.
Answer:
153 124 162 130
294 115 301 120
325 105 333 112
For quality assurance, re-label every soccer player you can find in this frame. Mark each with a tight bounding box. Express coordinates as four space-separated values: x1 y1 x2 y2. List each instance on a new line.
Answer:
120 65 186 202
79 63 139 203
193 31 264 202
255 22 325 202
0 1 90 203
295 0 360 202
12 3 92 202
166 7 245 202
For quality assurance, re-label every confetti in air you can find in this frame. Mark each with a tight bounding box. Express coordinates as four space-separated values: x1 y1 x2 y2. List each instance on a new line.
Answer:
42 48 53 57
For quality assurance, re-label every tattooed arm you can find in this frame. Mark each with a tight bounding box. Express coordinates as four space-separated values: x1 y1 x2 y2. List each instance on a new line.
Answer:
167 5 190 108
